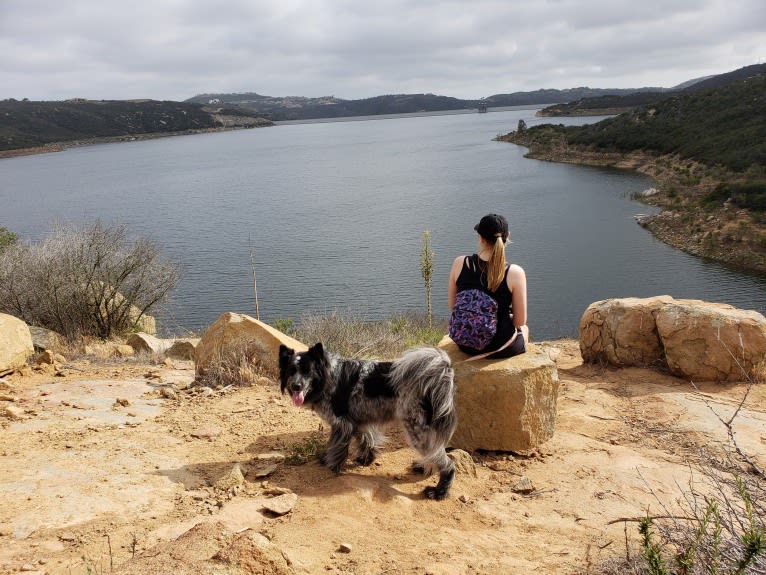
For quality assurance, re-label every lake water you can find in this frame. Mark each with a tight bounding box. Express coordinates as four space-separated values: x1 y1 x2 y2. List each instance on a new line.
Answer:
2 107 765 340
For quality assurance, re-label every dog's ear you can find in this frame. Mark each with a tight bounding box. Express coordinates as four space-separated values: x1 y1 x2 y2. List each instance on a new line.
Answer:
278 345 293 372
279 344 293 362
308 342 325 360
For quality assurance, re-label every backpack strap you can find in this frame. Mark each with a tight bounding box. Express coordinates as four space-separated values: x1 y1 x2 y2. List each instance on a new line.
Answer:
455 326 523 363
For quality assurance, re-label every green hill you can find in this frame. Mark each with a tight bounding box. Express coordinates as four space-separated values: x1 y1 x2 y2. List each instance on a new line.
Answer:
0 99 271 152
506 73 766 173
539 64 766 117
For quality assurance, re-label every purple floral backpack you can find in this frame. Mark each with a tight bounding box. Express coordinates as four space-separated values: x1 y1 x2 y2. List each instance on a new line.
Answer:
448 288 498 350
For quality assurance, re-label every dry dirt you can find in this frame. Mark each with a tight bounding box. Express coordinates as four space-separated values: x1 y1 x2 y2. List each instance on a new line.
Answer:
1 339 764 575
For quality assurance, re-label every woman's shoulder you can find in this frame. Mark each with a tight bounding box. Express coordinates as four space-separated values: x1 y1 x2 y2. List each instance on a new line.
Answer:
506 263 526 284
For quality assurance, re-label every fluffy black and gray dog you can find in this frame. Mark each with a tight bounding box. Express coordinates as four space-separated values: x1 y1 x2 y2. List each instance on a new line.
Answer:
278 343 458 500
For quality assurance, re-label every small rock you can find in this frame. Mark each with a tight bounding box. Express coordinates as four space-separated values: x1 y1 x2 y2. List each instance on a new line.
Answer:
254 451 286 463
511 476 535 494
448 449 477 477
58 531 77 542
214 464 245 491
338 543 352 553
3 405 27 420
191 426 221 440
160 386 178 400
262 493 298 516
114 398 130 407
251 463 278 478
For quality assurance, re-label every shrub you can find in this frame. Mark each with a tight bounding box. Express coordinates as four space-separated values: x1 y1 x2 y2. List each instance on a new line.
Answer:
0 221 179 340
0 227 17 250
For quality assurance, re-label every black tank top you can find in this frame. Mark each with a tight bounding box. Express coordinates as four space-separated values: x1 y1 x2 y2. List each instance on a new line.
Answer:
455 254 517 356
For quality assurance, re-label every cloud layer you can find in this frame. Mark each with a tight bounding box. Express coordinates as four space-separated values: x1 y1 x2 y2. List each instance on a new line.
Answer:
1 0 763 101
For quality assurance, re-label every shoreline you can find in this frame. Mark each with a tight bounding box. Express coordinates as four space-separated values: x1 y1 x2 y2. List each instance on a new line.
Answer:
495 133 766 274
0 124 270 160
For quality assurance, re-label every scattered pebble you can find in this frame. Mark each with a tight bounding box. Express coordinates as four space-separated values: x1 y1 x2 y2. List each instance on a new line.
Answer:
191 426 221 440
214 464 245 491
511 476 535 494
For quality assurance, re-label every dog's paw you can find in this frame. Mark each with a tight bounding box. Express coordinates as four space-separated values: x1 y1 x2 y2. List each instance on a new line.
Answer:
319 455 344 474
355 453 376 466
423 486 449 501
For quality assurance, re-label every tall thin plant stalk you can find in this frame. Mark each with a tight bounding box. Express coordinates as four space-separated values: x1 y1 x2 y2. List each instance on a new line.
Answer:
420 230 434 328
249 235 260 320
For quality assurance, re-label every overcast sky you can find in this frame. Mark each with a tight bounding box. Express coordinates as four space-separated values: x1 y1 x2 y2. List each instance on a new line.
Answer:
1 0 763 102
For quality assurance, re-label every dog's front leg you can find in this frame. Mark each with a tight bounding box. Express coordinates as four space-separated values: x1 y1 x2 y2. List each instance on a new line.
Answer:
319 420 353 473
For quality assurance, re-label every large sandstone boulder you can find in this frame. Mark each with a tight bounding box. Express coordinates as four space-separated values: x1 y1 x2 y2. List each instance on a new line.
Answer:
195 312 307 378
439 337 560 452
579 296 766 382
0 313 34 375
656 300 766 382
579 295 672 367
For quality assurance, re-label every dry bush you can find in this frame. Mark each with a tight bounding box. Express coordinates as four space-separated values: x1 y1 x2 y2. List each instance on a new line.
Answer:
0 221 178 341
286 310 447 359
194 338 270 389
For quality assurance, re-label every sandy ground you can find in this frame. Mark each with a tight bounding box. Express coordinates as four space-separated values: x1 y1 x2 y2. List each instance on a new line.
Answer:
0 339 764 575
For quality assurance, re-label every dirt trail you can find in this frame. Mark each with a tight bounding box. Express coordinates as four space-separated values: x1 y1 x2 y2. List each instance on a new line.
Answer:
1 339 764 574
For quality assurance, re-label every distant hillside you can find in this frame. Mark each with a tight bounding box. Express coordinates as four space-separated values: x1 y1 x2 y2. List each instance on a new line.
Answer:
185 87 664 121
188 65 762 122
482 86 665 108
503 72 766 172
0 99 271 152
186 93 479 121
539 64 766 116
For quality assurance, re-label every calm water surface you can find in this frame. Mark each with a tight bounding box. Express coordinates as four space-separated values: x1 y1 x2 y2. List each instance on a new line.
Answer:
2 107 765 339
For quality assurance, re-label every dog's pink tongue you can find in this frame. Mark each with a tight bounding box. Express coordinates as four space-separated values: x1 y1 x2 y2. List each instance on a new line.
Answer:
291 391 305 407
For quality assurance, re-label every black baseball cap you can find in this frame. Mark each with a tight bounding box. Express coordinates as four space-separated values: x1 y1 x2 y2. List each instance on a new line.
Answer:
474 213 510 243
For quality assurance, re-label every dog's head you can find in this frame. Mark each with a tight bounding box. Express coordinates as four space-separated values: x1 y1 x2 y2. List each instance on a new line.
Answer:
278 342 327 407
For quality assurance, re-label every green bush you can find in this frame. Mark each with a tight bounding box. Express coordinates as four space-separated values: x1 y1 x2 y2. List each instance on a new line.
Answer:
704 182 766 211
0 221 179 340
0 227 17 250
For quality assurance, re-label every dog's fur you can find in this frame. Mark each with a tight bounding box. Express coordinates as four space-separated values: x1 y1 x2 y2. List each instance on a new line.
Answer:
278 343 458 500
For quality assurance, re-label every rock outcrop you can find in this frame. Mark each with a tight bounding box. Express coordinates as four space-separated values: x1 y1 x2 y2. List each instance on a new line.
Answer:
656 300 766 382
579 295 672 367
439 336 560 452
580 296 766 382
195 312 307 378
0 313 34 375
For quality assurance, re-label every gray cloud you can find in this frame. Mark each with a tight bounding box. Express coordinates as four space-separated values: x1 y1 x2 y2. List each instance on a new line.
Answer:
1 0 763 101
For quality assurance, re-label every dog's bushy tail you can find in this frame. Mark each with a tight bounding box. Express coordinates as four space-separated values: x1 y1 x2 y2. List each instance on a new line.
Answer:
389 347 455 421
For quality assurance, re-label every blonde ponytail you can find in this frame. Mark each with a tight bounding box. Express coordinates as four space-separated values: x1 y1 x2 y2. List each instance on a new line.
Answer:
486 235 507 292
